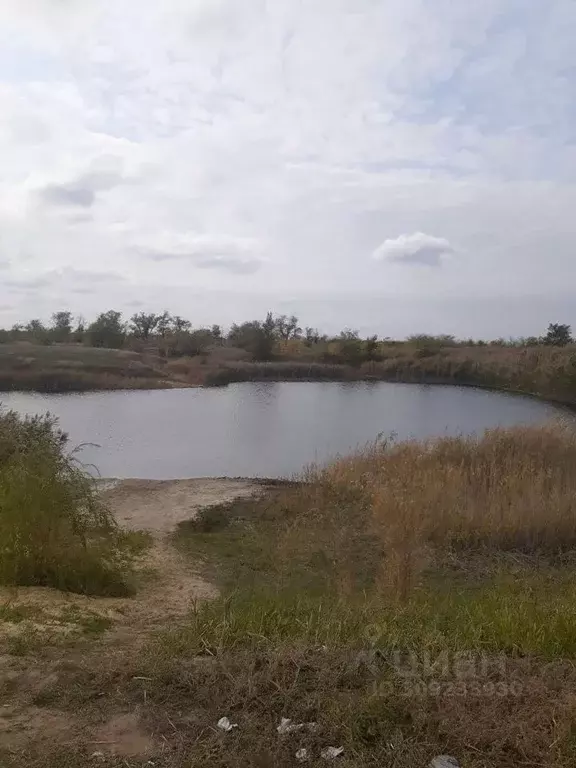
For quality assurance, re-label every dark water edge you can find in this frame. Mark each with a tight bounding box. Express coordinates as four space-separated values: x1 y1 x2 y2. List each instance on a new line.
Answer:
2 366 575 415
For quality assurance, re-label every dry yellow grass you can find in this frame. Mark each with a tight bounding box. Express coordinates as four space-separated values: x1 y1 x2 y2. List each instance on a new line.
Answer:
279 423 576 600
374 343 576 403
6 425 576 767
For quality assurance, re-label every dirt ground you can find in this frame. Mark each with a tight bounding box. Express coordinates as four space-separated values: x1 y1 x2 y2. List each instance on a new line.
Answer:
102 479 261 639
106 478 261 534
0 478 262 759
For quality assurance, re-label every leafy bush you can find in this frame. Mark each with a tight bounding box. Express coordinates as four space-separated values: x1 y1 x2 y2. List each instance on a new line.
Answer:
0 410 134 595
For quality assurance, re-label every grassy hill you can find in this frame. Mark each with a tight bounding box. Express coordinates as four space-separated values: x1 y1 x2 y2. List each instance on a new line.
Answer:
0 343 180 392
3 341 576 408
197 343 576 406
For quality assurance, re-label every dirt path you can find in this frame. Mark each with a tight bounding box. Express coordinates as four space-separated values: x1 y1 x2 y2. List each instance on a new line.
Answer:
105 478 261 534
100 479 261 638
0 479 261 641
0 479 262 756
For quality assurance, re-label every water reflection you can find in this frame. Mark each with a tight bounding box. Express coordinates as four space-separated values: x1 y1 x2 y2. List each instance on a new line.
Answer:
1 382 566 479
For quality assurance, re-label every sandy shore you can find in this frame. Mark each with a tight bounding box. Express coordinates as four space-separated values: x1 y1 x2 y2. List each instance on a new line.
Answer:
101 477 262 533
0 478 264 649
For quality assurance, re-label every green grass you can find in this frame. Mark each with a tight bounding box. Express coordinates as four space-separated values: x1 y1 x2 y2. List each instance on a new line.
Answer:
3 623 46 657
167 551 576 660
58 605 114 636
0 410 143 595
0 603 41 624
174 496 286 591
160 435 576 766
5 427 576 767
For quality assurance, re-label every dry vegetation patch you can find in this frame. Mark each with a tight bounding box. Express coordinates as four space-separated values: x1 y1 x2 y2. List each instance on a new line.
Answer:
4 426 576 766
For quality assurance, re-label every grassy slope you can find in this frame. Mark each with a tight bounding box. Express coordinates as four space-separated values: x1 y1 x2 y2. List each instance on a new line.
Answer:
201 344 576 406
162 427 576 767
0 343 180 392
4 342 576 409
5 426 576 767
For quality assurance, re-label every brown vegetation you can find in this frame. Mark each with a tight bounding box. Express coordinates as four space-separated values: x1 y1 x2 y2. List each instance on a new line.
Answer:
0 343 178 392
197 342 576 407
3 426 576 766
3 311 576 407
8 336 570 408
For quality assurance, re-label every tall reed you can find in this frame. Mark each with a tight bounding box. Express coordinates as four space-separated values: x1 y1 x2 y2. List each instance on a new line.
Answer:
278 424 576 600
0 410 134 595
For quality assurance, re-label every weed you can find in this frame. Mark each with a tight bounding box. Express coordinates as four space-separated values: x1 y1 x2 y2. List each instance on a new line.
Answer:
4 622 46 656
0 603 41 624
0 410 138 595
59 605 113 636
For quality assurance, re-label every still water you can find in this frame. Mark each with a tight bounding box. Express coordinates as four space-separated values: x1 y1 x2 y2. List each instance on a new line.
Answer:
0 382 567 479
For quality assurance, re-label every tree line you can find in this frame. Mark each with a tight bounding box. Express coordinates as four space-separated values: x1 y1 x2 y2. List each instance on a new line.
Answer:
1 311 573 363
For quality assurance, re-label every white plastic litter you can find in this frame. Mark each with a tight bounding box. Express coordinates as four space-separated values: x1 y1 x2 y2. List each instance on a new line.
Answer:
296 748 310 762
277 717 318 735
321 746 344 760
277 718 305 734
217 716 239 732
429 757 460 768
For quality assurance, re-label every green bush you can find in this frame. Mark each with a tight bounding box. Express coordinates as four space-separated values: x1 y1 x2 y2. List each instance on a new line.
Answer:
0 410 134 595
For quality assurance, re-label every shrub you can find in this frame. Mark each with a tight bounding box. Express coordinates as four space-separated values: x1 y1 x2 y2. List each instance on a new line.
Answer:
0 410 134 595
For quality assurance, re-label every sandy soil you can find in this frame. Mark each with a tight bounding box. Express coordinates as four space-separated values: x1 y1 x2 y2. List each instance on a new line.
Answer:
0 478 263 756
104 478 261 534
101 478 262 639
0 479 261 635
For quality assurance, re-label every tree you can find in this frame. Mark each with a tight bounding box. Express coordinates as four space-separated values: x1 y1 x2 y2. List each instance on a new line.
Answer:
87 311 125 349
25 319 47 343
184 329 214 356
171 315 192 333
304 327 321 346
228 314 276 361
51 311 73 342
210 324 223 343
364 334 380 362
337 329 363 366
544 323 572 347
275 314 302 340
26 319 45 334
130 312 159 341
338 329 360 341
72 316 86 344
156 311 172 338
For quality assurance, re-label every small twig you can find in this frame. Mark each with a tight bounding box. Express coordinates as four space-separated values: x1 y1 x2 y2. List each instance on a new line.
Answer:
133 676 153 681
86 740 117 744
166 715 178 732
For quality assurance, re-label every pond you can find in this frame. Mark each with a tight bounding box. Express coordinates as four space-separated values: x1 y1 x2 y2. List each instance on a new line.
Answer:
1 382 567 479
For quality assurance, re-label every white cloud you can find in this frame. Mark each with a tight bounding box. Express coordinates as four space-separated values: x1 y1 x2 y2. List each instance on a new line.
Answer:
5 267 125 293
0 0 575 334
372 232 455 267
37 165 126 209
136 233 263 274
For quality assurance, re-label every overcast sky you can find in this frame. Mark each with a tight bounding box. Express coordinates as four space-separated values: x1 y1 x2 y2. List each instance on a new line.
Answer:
1 0 575 338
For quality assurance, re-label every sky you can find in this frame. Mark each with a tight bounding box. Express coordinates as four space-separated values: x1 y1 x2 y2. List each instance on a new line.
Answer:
1 0 575 338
